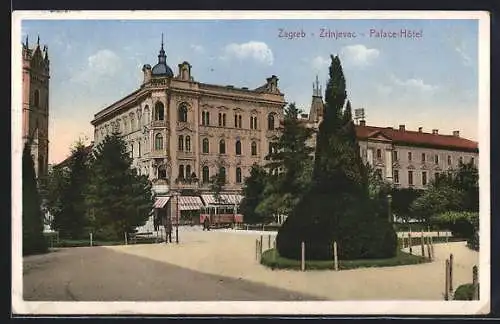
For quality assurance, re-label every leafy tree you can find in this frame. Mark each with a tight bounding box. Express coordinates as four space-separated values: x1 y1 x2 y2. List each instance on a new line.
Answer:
52 140 92 239
239 164 268 224
432 211 479 250
276 55 397 260
85 132 153 240
22 142 48 255
257 103 315 219
209 159 226 204
43 165 69 229
390 188 424 222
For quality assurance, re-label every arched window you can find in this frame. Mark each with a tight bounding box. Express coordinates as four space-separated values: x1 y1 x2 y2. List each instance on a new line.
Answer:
154 102 164 121
235 140 241 155
158 165 167 179
202 166 210 183
251 141 257 156
143 105 150 125
185 135 191 152
186 165 191 178
219 167 226 183
236 167 242 183
178 135 184 151
34 90 40 107
179 165 185 179
267 113 275 130
202 111 210 126
238 115 242 128
202 138 209 153
178 103 188 122
219 139 226 154
155 134 163 150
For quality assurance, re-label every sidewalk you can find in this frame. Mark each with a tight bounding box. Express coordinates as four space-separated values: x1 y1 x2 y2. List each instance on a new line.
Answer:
105 229 479 300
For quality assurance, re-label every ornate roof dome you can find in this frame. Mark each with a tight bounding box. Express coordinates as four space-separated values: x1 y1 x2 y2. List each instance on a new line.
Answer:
151 35 173 77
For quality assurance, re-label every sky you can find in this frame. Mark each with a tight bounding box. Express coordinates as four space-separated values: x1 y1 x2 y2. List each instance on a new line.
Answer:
18 16 480 164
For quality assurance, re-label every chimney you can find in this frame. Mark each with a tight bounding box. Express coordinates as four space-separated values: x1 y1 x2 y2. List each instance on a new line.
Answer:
399 124 405 131
453 130 460 137
432 129 439 135
359 120 366 126
142 64 152 85
418 127 423 133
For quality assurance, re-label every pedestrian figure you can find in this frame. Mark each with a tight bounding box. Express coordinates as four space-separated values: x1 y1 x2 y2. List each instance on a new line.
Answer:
203 217 210 231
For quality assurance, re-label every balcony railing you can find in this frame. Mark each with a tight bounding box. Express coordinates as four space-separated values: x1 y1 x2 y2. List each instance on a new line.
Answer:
151 120 168 128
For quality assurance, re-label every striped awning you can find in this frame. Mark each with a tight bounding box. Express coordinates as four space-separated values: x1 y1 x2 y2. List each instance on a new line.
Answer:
153 196 170 208
201 194 243 206
179 196 204 211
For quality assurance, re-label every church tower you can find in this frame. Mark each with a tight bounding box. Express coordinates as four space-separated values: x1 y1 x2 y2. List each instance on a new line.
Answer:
22 35 50 179
308 75 325 123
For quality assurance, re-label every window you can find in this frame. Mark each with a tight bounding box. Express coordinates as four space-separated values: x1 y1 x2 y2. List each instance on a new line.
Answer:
154 102 165 121
236 167 242 183
422 171 427 186
459 156 463 164
251 141 257 156
471 157 475 165
202 166 210 183
178 135 184 151
447 155 452 165
375 169 382 179
202 111 210 126
234 115 238 128
250 116 258 130
178 103 188 122
130 143 134 158
408 152 412 162
219 167 226 183
222 113 226 127
158 165 167 179
268 113 275 130
408 171 414 186
143 105 150 125
186 165 191 178
393 150 398 161
421 153 426 163
238 115 242 128
138 142 141 157
155 134 163 150
179 165 185 179
435 154 439 164
435 172 440 181
394 170 399 183
235 140 241 155
185 135 191 152
219 139 226 154
34 89 40 107
376 149 382 159
218 113 222 126
202 138 209 153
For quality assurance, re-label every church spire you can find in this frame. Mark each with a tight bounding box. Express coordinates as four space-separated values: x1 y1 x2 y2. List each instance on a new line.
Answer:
25 34 29 48
313 75 322 97
37 35 40 47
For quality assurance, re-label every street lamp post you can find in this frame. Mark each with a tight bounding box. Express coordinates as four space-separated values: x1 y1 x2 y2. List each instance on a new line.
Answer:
176 192 180 244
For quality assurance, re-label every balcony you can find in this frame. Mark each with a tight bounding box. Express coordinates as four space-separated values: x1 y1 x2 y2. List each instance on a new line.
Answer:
149 149 168 159
151 120 168 128
177 151 195 159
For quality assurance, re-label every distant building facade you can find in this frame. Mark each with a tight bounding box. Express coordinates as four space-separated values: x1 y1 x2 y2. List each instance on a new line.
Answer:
300 77 479 190
22 36 50 179
91 38 285 195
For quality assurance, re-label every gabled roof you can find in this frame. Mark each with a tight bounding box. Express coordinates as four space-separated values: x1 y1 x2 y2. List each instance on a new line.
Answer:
356 125 478 152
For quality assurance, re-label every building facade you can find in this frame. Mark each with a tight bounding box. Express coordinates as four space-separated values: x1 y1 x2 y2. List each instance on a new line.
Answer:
91 39 285 195
301 78 479 190
22 36 50 179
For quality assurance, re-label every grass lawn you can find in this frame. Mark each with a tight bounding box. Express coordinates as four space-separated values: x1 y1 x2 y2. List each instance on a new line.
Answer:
48 237 161 248
260 248 430 271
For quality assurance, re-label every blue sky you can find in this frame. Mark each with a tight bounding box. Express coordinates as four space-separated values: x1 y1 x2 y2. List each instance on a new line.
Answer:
20 18 479 164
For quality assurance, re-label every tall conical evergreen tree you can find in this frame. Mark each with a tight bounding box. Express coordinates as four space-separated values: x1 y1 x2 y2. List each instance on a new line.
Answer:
276 55 397 260
22 142 47 255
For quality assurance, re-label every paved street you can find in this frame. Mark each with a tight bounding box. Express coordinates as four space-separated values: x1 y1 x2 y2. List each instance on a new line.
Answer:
23 246 323 301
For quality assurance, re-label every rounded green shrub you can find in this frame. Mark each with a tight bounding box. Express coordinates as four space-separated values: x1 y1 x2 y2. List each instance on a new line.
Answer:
453 283 477 300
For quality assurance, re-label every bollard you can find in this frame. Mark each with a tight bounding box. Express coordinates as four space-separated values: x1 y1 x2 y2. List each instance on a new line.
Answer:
449 254 454 293
430 235 435 259
472 265 479 300
333 241 339 271
420 232 425 256
124 232 128 245
301 241 305 271
445 259 450 300
255 239 259 261
259 239 263 256
408 232 413 255
268 235 271 249
260 235 263 250
426 240 432 260
90 232 93 247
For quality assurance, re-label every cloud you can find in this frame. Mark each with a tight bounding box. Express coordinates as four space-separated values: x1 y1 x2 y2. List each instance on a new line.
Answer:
340 44 380 66
311 56 330 71
455 43 472 66
221 41 274 65
376 84 393 95
190 44 205 54
71 49 122 85
390 74 438 92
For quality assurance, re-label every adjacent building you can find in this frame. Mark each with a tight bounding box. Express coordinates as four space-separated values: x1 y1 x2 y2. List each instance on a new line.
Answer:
91 38 285 197
22 35 50 179
300 77 479 190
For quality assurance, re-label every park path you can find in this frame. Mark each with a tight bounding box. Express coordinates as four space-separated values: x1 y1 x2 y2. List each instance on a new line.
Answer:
105 227 479 301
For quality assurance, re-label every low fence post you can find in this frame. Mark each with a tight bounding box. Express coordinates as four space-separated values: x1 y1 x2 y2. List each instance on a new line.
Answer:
301 241 305 272
426 239 432 260
90 232 93 247
472 265 479 300
124 232 128 245
445 259 450 300
430 235 434 259
408 232 413 255
268 234 271 249
420 232 425 256
333 241 339 271
449 254 454 294
255 239 259 261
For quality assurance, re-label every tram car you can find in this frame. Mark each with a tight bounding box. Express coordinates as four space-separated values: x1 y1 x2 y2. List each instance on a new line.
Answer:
200 204 244 230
